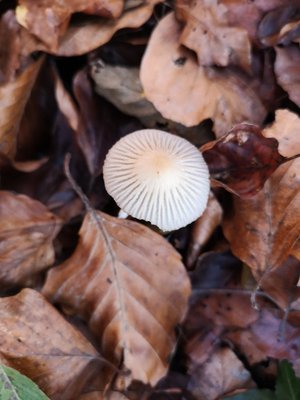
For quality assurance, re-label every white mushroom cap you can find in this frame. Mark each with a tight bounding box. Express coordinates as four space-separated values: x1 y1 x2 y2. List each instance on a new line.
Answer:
103 129 210 231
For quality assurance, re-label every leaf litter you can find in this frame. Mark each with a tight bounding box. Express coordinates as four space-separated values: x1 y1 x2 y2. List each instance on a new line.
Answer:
0 0 300 399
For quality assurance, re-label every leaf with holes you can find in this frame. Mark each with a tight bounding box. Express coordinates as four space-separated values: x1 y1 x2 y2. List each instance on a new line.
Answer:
43 211 191 386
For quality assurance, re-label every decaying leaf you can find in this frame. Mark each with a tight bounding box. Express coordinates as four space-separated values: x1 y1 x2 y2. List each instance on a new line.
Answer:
16 0 125 52
0 191 62 289
43 211 191 386
140 13 266 135
0 57 43 158
20 0 161 56
176 0 252 72
223 113 300 280
187 347 255 400
275 46 300 108
72 69 142 176
263 109 300 157
201 123 285 197
186 192 223 269
0 289 104 400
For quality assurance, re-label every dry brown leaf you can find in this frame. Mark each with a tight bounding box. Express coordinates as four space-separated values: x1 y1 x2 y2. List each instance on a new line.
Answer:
223 114 300 281
0 288 104 400
20 1 160 56
16 0 124 52
263 109 300 158
140 13 266 135
0 191 62 289
0 57 43 158
186 192 223 269
187 347 254 400
176 0 251 72
222 0 294 42
275 46 300 108
43 211 191 387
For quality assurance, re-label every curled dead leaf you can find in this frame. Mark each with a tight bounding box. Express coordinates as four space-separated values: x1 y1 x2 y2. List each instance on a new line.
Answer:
43 211 191 387
20 0 160 56
201 123 285 197
16 0 125 52
0 288 104 399
223 114 300 281
0 57 43 158
0 191 62 289
140 13 266 135
176 0 252 72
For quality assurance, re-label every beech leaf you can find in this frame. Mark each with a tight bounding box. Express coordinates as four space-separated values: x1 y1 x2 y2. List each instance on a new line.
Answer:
140 13 266 135
176 0 252 72
0 289 104 400
43 211 191 386
0 57 43 158
0 191 62 289
0 365 49 400
223 112 300 280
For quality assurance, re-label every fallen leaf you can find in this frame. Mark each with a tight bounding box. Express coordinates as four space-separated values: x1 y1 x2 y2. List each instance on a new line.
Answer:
43 211 191 386
0 288 104 400
0 191 62 289
72 69 142 176
0 11 23 83
186 192 223 269
176 0 252 72
226 309 300 366
201 123 285 197
187 347 254 400
222 0 294 42
20 1 160 56
16 0 125 52
263 109 300 157
140 13 266 135
0 57 44 158
0 365 49 400
257 5 300 46
275 46 300 107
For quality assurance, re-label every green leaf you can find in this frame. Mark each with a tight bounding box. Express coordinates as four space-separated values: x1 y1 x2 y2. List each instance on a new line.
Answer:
275 360 300 400
223 388 274 400
0 365 49 400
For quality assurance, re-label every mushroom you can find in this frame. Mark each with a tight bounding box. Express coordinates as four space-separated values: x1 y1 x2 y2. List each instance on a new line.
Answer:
103 129 210 231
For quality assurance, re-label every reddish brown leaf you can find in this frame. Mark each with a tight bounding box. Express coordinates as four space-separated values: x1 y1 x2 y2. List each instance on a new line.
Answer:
223 111 300 280
140 13 266 135
0 191 62 289
0 57 44 158
201 123 285 198
0 288 104 400
275 46 300 108
43 211 191 386
176 0 252 72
